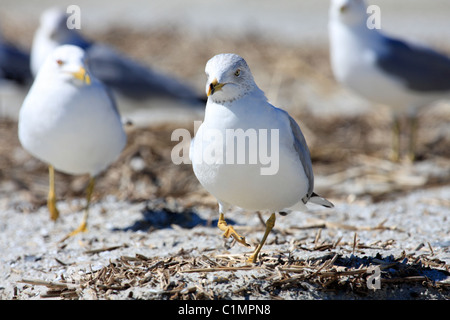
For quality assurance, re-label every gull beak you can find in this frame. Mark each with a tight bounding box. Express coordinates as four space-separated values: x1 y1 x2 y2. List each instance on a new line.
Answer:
340 4 348 13
207 78 225 97
71 66 91 85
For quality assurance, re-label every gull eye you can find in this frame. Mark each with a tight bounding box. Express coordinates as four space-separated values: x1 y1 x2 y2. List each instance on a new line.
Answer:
234 69 241 77
56 59 64 66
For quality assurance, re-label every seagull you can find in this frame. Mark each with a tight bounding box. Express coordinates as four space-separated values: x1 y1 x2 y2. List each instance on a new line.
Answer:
18 44 127 240
190 53 333 263
329 0 450 161
30 7 205 110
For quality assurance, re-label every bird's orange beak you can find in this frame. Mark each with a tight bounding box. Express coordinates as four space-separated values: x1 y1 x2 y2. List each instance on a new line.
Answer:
207 78 225 96
71 66 91 85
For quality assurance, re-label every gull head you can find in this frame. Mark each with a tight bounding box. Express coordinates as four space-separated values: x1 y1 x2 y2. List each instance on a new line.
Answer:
205 53 257 103
330 0 367 25
38 44 91 86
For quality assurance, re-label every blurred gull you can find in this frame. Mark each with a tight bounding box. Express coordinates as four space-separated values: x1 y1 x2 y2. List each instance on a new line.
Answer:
19 45 126 240
0 30 32 85
329 0 450 160
31 7 205 124
0 28 32 119
190 53 333 263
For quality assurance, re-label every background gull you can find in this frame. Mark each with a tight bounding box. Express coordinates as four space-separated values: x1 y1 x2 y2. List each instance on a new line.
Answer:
0 28 32 86
328 0 450 161
31 7 206 125
0 27 32 119
191 53 333 263
18 44 127 240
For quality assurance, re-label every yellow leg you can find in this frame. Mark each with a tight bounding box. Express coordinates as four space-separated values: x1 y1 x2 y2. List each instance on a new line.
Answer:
391 116 401 162
408 114 418 162
60 176 95 241
218 213 250 247
47 165 59 221
247 213 276 264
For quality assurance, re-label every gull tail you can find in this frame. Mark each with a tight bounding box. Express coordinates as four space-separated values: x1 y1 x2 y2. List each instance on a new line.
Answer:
309 192 334 208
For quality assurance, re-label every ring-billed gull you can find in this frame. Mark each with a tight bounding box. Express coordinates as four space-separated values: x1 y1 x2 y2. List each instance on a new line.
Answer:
18 44 126 240
190 53 333 263
329 0 450 161
31 7 205 108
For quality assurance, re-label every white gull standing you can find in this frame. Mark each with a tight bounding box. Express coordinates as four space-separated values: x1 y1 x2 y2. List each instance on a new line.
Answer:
190 53 333 263
329 0 450 160
19 45 126 240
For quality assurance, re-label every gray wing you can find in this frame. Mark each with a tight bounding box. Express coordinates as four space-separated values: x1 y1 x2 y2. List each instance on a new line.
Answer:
86 44 206 104
376 36 450 92
285 113 314 202
53 19 206 104
0 40 31 85
280 111 334 209
103 82 122 118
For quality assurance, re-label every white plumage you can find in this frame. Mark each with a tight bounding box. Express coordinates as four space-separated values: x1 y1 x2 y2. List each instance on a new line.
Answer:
20 45 126 176
18 44 126 238
191 53 333 263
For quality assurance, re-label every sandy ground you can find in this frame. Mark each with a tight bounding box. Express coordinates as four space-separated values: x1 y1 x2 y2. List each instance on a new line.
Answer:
0 1 449 300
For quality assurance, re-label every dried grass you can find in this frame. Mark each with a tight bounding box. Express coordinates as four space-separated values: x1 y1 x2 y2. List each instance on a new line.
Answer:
21 242 450 300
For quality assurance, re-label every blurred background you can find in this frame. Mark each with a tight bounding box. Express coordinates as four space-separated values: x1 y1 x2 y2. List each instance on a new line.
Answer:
3 0 450 45
1 0 449 213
